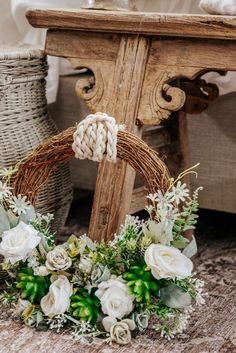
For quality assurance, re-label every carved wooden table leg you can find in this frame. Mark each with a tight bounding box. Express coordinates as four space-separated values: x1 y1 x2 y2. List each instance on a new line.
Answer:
87 35 150 241
45 30 150 241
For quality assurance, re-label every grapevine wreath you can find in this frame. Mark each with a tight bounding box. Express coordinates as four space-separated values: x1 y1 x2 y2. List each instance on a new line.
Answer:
0 113 205 345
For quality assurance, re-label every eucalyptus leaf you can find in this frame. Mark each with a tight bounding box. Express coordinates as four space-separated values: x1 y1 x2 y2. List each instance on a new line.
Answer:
6 209 19 228
36 310 44 326
183 236 197 258
172 235 189 250
0 205 10 235
19 205 36 224
160 284 192 309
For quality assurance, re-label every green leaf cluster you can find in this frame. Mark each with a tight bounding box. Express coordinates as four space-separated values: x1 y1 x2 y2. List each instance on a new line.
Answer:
123 265 159 304
16 268 50 303
30 219 55 248
172 187 201 248
70 288 101 324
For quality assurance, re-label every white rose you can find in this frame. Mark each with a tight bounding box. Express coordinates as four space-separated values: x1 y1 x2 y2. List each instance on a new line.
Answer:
78 257 93 274
34 266 49 277
0 221 41 264
95 276 134 319
144 244 193 280
46 246 72 271
40 275 73 318
102 317 136 345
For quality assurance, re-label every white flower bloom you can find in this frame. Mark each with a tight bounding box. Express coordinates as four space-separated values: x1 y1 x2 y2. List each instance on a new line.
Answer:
143 220 173 245
27 255 39 269
0 181 12 200
46 246 72 271
40 275 73 318
169 181 189 205
144 205 155 215
9 195 30 215
104 317 136 345
147 193 158 203
0 167 16 180
194 279 207 305
144 244 193 280
78 257 93 274
36 212 54 224
158 206 179 227
149 190 173 209
0 221 41 264
46 314 67 333
34 265 50 276
79 234 96 254
95 276 134 319
110 319 135 345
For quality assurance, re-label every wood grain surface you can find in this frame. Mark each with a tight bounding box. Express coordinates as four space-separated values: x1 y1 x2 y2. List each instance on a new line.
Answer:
26 8 236 40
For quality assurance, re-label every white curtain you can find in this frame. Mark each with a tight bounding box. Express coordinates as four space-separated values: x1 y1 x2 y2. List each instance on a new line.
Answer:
1 0 83 103
0 0 235 102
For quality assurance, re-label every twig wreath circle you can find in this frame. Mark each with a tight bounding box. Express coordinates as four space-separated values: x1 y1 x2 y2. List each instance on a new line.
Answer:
12 113 171 206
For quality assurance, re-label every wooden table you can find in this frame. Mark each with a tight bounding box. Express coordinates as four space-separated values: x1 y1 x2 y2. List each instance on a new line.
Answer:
26 9 236 242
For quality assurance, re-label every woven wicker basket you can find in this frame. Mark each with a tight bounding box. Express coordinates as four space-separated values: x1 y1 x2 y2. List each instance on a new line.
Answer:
0 46 73 280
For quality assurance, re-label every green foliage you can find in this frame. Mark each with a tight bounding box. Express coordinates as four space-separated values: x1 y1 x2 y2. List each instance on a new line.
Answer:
173 277 198 298
123 265 159 304
94 241 121 269
156 302 173 316
0 290 17 306
16 268 50 304
30 215 55 248
172 187 201 247
70 288 101 324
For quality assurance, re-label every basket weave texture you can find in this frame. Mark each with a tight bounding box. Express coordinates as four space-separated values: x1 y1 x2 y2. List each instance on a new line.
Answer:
0 47 73 280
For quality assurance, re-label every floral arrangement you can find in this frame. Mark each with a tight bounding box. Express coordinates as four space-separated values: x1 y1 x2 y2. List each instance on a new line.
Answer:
0 166 205 345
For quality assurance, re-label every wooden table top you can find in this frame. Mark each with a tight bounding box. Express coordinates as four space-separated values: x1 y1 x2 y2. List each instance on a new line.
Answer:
26 8 236 40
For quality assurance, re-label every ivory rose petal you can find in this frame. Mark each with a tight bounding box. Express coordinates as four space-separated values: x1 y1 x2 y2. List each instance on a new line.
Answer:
144 244 193 280
40 275 73 318
0 221 41 264
95 276 134 319
46 246 72 271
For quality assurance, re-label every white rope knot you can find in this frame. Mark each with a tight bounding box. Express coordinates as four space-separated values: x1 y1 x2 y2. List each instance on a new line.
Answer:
72 112 120 162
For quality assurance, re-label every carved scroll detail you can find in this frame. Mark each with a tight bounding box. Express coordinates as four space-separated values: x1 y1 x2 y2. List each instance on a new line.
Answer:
68 58 115 114
139 66 214 125
150 71 186 122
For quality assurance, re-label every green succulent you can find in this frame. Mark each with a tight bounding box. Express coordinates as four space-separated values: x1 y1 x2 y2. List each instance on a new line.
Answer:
70 288 101 324
123 265 159 304
16 268 50 304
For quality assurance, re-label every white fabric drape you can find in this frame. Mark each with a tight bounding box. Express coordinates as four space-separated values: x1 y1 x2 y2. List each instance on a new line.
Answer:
1 0 83 103
0 0 235 102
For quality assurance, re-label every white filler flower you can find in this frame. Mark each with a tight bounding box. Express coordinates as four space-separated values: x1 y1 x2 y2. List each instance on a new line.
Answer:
169 181 189 205
9 195 30 215
0 221 41 264
78 257 93 274
145 244 193 280
95 276 134 319
41 275 73 318
0 181 12 200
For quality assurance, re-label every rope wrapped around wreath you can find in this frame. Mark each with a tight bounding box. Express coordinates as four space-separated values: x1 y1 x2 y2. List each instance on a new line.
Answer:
72 112 122 162
12 113 171 209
